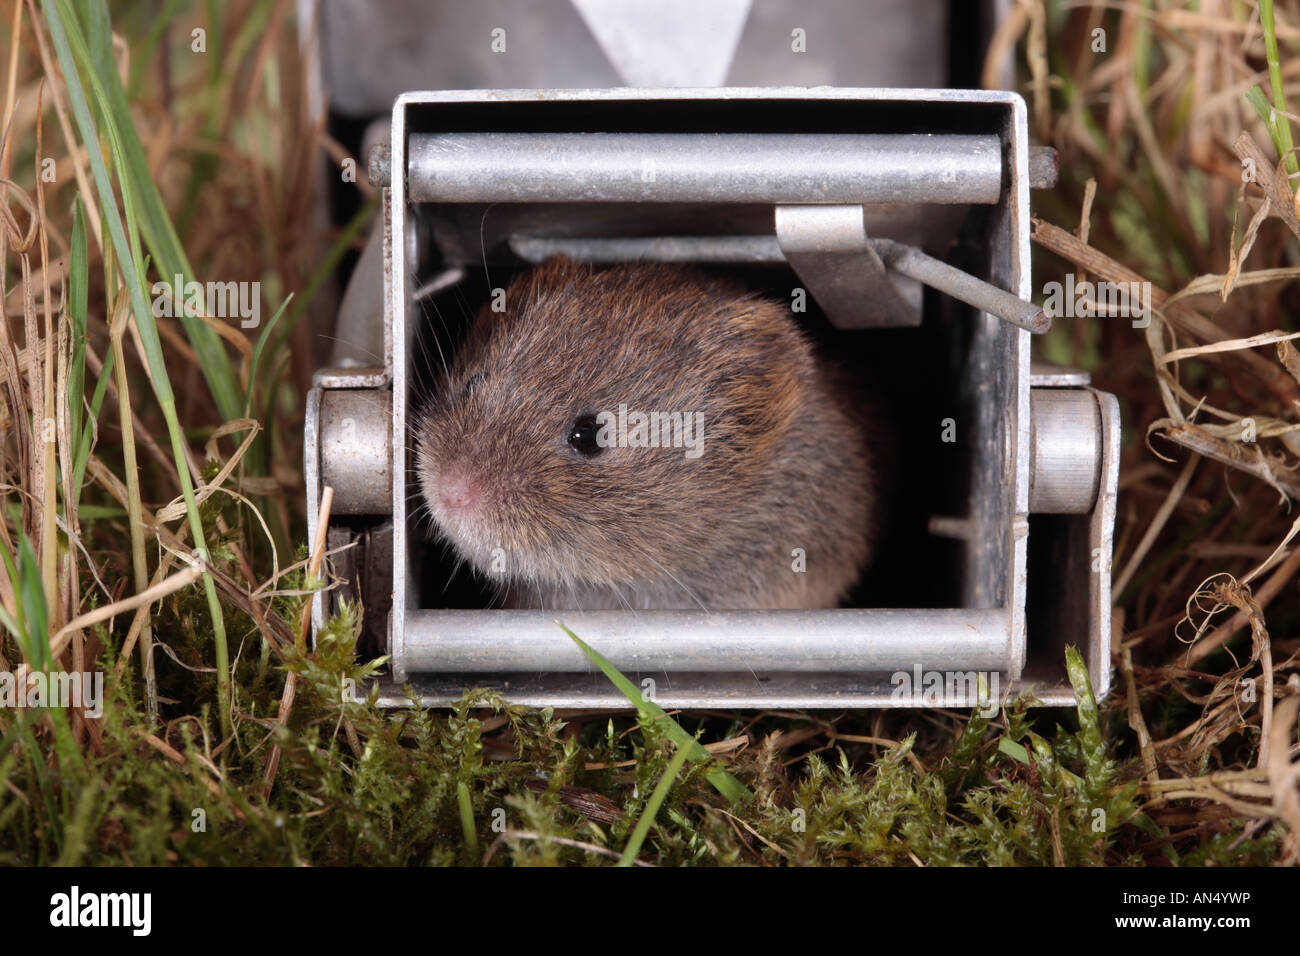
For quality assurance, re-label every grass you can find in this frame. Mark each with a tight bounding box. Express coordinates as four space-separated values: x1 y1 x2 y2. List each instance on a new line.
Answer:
1252 0 1298 182
0 0 1296 866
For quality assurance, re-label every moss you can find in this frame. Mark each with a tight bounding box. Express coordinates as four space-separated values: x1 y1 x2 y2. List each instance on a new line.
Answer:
0 604 1286 866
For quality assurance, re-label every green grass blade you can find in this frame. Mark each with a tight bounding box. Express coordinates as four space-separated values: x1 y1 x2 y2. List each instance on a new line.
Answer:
13 712 61 860
1245 85 1289 175
70 345 114 495
125 0 188 98
67 198 87 462
559 623 751 804
15 537 49 674
456 781 478 858
244 293 292 417
1259 0 1297 180
617 737 692 866
0 546 28 659
45 0 234 735
71 505 126 520
0 535 50 673
71 0 246 423
176 1 273 230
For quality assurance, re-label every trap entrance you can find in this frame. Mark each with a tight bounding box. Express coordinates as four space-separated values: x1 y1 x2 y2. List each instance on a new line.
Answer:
306 88 1118 709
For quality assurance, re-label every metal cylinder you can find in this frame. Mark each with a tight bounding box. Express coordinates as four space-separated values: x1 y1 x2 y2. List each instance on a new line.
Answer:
399 608 1013 674
406 132 1003 205
873 238 1049 333
1029 389 1101 514
318 388 393 514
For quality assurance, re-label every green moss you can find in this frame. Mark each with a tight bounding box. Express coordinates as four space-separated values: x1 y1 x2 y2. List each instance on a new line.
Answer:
0 606 1285 866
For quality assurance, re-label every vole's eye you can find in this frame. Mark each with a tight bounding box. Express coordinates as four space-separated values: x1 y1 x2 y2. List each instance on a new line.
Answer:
463 372 484 396
567 413 603 457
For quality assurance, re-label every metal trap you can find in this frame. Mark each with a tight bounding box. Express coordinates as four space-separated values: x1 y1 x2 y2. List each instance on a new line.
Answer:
306 86 1119 710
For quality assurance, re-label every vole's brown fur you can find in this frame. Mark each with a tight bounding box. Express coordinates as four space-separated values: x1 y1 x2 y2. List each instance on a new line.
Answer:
414 256 878 610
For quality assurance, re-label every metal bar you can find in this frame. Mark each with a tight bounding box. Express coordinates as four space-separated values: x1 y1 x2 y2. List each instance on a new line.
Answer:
304 388 323 639
408 132 1002 205
1086 388 1121 701
508 233 1046 333
374 671 1037 710
402 608 1012 674
873 238 1050 334
390 107 412 684
510 234 783 264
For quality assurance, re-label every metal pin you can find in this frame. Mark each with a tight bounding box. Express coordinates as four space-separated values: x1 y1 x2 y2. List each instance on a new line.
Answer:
871 239 1050 334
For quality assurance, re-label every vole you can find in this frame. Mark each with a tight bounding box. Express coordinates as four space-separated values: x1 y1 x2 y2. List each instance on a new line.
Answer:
414 256 879 610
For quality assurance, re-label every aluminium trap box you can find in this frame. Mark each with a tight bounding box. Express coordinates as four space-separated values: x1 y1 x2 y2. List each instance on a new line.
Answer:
305 87 1120 709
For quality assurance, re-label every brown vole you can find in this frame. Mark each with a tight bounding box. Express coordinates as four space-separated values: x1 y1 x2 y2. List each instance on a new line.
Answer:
414 256 878 610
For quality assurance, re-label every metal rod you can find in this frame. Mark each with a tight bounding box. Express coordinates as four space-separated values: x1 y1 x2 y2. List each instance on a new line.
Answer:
508 234 1049 333
872 239 1050 333
408 132 1003 205
510 235 783 264
401 608 1012 674
375 672 1021 710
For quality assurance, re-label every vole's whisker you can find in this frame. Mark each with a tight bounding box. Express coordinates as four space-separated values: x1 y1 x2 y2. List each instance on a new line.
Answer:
410 305 448 393
628 542 710 615
314 334 383 364
612 580 634 613
478 203 497 293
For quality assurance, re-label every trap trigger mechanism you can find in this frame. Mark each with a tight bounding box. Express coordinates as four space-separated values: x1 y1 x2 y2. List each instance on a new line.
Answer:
775 204 1050 334
775 204 921 329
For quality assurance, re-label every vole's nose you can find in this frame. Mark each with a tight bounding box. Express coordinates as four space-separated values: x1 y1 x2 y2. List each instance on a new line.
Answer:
438 463 482 513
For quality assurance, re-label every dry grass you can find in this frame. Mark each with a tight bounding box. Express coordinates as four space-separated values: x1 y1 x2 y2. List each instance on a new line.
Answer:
0 0 1295 866
1020 0 1300 861
0 0 336 795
